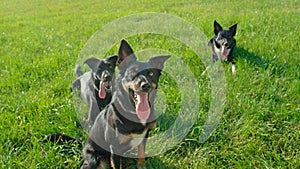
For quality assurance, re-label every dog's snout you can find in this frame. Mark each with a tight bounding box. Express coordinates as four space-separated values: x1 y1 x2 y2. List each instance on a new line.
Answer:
141 82 151 91
224 42 228 47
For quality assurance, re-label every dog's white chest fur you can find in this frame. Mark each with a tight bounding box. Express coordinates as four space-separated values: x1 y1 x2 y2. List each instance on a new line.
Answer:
232 64 236 74
116 127 148 153
128 130 147 148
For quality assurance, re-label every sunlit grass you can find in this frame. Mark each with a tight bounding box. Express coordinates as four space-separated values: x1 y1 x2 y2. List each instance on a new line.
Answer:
1 0 299 168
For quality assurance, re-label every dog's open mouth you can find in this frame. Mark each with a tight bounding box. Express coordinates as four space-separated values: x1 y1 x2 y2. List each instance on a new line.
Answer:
98 81 111 99
222 46 229 57
129 89 151 121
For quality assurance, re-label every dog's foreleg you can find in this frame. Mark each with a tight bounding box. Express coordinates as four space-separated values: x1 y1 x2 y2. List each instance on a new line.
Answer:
231 63 236 74
110 154 121 169
137 123 155 168
138 130 151 169
110 145 121 169
137 143 145 169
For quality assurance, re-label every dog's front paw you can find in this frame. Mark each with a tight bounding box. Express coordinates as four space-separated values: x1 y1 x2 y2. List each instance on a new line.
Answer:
231 64 236 74
137 159 146 169
137 165 147 169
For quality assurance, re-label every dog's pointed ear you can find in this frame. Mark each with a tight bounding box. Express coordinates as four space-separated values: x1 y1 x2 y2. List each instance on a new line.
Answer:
229 23 237 36
148 55 171 70
106 55 118 66
118 40 136 65
84 57 100 71
214 20 223 35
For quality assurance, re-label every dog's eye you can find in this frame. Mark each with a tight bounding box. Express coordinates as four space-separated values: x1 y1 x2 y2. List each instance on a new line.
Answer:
149 71 154 77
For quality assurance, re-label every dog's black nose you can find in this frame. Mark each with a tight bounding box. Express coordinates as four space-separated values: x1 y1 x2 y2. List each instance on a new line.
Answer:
224 42 228 47
141 82 151 91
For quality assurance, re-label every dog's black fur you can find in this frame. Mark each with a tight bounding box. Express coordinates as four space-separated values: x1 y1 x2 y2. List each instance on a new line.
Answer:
81 40 170 169
43 56 118 147
208 20 237 73
72 55 118 126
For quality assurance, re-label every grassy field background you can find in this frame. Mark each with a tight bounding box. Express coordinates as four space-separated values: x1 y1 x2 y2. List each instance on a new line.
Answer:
1 0 299 168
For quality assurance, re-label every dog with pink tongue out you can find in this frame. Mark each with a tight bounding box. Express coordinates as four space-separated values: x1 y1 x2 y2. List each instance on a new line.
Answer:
81 40 170 169
71 55 118 127
208 20 238 74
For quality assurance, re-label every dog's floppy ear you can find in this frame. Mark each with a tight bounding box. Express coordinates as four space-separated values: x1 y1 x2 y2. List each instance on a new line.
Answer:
229 23 237 36
214 20 223 35
148 55 171 70
106 55 118 66
84 57 100 72
118 40 136 65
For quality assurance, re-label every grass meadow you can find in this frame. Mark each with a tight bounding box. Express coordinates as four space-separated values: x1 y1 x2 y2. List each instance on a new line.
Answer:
1 0 299 168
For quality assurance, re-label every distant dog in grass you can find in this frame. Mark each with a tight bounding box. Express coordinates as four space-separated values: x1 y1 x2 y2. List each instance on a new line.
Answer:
71 55 118 126
81 40 170 169
208 20 237 73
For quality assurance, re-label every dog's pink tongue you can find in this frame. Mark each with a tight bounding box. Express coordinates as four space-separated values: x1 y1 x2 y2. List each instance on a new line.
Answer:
136 93 150 121
98 81 108 99
222 47 228 57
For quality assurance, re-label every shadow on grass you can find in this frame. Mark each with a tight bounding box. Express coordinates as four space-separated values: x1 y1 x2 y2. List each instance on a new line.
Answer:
235 47 265 68
235 47 290 76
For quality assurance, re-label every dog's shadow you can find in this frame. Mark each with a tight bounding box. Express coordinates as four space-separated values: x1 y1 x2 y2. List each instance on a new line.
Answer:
235 47 289 76
235 47 265 68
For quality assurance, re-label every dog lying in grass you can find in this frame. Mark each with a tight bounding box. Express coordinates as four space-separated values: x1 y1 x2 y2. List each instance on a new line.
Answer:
43 55 118 147
81 40 170 169
71 55 118 126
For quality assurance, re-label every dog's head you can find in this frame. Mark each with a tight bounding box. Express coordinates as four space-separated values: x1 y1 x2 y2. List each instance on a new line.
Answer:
213 20 237 59
84 55 118 99
117 40 170 122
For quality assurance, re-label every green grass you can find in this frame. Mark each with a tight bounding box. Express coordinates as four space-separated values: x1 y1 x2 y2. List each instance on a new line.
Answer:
1 0 299 168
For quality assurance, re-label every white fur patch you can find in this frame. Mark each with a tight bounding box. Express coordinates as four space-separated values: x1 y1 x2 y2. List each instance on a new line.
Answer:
128 130 147 150
140 120 146 126
232 64 236 74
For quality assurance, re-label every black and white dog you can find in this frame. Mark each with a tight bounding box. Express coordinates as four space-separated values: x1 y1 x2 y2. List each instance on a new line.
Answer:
42 56 118 147
208 20 237 73
71 55 118 126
